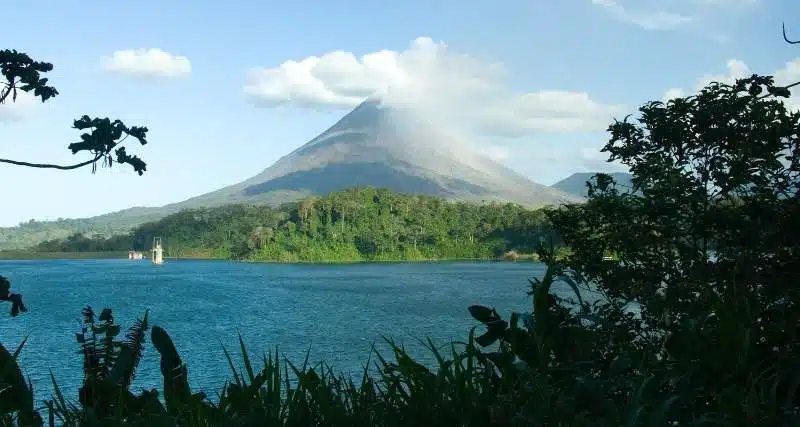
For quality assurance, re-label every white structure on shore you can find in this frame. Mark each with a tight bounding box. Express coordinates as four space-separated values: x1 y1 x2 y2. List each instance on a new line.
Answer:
152 237 164 265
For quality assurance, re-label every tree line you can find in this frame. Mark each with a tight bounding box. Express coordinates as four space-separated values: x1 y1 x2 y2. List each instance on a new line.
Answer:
32 188 559 262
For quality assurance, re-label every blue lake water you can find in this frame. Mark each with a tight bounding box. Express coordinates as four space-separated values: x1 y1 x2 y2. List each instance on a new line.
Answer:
0 259 568 406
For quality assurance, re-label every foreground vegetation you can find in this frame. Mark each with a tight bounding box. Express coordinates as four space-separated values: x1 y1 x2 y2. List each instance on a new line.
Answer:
29 188 559 263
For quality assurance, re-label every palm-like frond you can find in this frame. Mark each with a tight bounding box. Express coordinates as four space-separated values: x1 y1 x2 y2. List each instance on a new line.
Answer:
108 310 149 390
77 306 101 398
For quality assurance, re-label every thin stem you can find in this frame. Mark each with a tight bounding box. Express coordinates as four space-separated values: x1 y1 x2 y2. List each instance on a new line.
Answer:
0 154 102 171
783 22 800 44
0 82 15 104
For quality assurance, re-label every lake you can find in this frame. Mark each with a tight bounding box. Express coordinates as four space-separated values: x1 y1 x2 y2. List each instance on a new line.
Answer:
0 259 567 405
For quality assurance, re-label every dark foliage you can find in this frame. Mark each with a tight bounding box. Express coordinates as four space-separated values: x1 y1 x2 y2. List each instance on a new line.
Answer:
543 74 800 425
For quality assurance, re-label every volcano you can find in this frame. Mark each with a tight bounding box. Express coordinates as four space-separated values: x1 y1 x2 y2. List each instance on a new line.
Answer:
175 99 580 209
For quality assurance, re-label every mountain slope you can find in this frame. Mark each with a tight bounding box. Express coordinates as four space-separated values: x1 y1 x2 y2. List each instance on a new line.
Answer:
550 172 633 198
0 99 580 250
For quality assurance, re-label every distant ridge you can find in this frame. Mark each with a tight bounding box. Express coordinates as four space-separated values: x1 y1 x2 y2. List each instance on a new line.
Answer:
550 172 633 198
0 99 581 250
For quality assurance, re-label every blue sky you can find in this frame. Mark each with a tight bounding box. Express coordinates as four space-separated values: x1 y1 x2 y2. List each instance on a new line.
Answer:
0 0 796 226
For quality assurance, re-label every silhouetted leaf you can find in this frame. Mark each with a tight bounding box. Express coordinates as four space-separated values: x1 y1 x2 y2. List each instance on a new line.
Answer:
467 305 496 323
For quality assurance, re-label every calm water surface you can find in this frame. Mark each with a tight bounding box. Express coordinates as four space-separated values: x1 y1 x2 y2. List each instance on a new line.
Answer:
0 259 567 402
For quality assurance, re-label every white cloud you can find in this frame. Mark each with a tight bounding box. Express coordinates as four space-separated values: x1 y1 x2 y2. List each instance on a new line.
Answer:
477 145 510 162
591 0 692 30
662 58 800 111
104 48 191 78
662 88 685 102
243 37 623 136
579 146 628 172
591 0 758 33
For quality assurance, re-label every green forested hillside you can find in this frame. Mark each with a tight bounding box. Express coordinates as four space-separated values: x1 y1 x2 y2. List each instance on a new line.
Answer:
31 187 556 262
0 208 172 251
0 218 121 251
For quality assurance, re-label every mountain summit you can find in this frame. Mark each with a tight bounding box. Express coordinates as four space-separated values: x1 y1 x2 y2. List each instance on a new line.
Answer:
180 99 580 208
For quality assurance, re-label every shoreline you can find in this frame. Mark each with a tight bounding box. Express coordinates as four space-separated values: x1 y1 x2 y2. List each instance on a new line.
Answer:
240 257 538 265
0 251 130 260
0 251 542 264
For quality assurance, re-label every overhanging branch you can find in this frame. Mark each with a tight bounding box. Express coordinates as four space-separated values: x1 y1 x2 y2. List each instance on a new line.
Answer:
0 154 102 171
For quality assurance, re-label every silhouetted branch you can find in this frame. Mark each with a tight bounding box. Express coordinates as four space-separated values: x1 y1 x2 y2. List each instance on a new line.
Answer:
748 25 800 100
0 154 102 171
756 81 800 100
0 81 21 104
0 50 150 175
783 22 800 44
